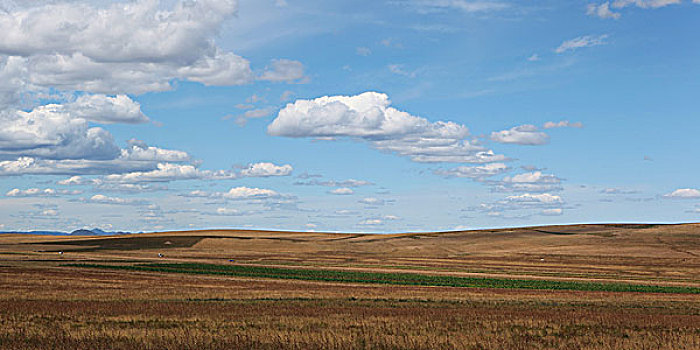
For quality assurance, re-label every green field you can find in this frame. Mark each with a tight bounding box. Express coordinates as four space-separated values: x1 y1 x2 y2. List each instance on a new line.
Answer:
67 262 700 294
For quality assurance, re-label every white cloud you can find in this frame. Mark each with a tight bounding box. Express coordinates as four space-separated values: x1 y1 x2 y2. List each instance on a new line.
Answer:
57 176 87 186
120 139 191 163
495 171 563 193
334 209 358 215
6 188 81 197
102 163 234 183
329 187 354 195
600 187 638 195
587 2 621 19
94 182 168 193
84 194 148 205
527 54 540 62
0 100 194 177
227 107 276 127
0 104 120 160
359 197 385 206
359 219 383 225
490 124 549 145
239 162 293 177
258 59 307 83
101 161 291 184
269 92 507 163
541 208 563 216
214 208 244 216
295 178 373 187
664 188 700 199
185 186 281 200
506 193 563 205
588 0 687 19
214 187 277 199
435 163 509 179
0 156 156 176
388 64 416 78
38 209 59 217
396 0 509 14
0 137 192 177
0 0 254 101
543 120 583 129
67 94 149 124
555 35 608 54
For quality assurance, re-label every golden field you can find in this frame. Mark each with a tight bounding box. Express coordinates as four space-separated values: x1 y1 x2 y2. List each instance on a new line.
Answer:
0 223 698 349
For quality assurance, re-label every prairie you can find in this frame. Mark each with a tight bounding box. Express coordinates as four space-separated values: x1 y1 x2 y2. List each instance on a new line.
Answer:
0 223 698 349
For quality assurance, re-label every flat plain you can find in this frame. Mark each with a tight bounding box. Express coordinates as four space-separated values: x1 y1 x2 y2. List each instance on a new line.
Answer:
1 223 698 349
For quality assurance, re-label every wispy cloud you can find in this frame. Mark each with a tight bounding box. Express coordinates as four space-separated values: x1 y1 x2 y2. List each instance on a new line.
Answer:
555 34 608 54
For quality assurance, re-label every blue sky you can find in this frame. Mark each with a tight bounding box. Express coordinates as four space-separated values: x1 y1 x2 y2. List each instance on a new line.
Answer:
0 0 698 233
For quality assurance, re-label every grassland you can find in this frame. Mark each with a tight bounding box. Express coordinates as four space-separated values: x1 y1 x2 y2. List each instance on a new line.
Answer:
1 223 699 349
67 262 700 294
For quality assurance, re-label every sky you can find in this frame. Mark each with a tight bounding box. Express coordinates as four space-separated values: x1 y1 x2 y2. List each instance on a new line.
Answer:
0 0 698 233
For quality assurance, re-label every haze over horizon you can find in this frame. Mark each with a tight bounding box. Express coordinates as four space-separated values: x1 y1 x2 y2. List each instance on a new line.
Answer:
0 0 698 233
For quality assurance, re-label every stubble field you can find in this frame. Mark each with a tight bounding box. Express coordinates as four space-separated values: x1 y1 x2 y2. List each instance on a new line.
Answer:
0 223 698 349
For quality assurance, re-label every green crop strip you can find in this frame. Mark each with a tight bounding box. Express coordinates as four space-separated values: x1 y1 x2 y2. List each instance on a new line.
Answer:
65 263 700 294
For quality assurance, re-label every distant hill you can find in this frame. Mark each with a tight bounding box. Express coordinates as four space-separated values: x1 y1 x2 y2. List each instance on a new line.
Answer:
0 228 131 236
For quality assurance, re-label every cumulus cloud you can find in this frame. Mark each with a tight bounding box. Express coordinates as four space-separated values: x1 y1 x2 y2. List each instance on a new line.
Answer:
83 194 148 205
0 104 120 160
587 2 621 19
329 187 354 195
434 163 509 179
184 186 281 200
0 0 254 102
474 192 566 215
269 92 507 163
664 188 700 199
93 182 168 193
543 120 583 129
0 156 157 177
212 208 245 216
0 101 192 177
587 0 687 19
490 125 549 145
541 208 563 216
38 209 59 217
6 188 81 197
0 139 192 177
102 163 234 183
493 171 563 193
555 35 608 54
294 178 374 187
238 162 293 177
100 161 292 184
120 139 191 162
359 218 383 225
359 197 385 206
66 94 149 124
258 59 307 83
505 193 563 205
57 176 87 186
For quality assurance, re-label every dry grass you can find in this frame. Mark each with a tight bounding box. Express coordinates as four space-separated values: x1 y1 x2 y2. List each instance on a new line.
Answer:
1 298 698 349
0 223 698 349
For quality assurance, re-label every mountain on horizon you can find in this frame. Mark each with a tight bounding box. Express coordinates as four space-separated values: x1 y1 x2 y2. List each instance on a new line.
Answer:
0 228 131 236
